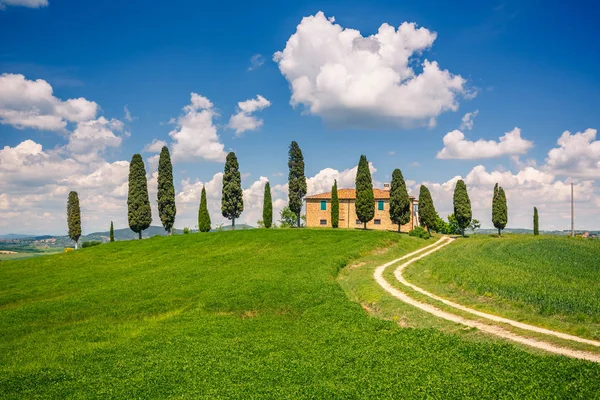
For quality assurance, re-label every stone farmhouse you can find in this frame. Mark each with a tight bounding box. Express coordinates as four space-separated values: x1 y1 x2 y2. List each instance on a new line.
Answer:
305 184 419 231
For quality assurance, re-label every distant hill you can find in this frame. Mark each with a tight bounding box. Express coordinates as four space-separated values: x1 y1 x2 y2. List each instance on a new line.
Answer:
0 234 37 240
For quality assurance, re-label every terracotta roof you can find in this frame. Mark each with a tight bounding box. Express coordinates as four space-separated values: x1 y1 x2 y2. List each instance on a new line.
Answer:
305 188 415 200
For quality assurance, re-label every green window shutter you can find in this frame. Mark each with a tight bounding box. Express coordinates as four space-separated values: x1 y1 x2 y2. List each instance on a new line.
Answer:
378 201 384 211
321 200 327 210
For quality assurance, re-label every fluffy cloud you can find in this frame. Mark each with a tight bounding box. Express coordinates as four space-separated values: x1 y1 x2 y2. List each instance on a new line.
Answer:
460 110 478 130
545 128 600 178
248 54 265 71
168 93 226 162
273 11 468 127
228 95 271 136
306 162 378 196
437 127 533 159
0 73 98 131
66 117 124 163
143 139 167 153
0 0 47 9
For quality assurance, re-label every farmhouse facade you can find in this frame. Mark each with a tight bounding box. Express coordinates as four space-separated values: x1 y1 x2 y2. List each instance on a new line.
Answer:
305 186 419 231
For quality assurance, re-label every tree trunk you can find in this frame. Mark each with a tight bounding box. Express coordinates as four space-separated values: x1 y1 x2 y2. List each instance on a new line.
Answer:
398 224 401 233
168 228 171 236
232 217 236 230
297 214 301 228
139 231 142 240
75 241 78 250
364 222 367 230
498 228 501 237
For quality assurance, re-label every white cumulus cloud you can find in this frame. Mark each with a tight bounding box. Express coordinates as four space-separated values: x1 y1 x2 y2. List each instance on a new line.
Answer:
437 127 533 160
228 95 271 136
545 128 600 179
273 11 468 128
0 0 47 9
460 110 478 130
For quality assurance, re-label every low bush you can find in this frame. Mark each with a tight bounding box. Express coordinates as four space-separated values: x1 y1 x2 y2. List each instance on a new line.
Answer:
183 227 191 234
408 226 431 239
81 241 101 248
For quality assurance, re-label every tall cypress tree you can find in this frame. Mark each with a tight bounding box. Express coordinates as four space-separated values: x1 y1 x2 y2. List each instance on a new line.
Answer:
331 179 339 228
389 169 411 232
67 191 81 249
288 141 307 228
355 155 374 229
453 179 472 237
533 207 539 235
492 184 508 236
198 186 211 232
263 181 272 228
221 151 244 229
127 154 152 239
109 221 114 242
157 146 176 235
418 185 437 232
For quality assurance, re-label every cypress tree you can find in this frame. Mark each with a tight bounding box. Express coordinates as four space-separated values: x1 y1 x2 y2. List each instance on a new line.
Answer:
127 154 152 239
288 141 307 228
263 181 273 228
198 186 211 232
453 179 472 237
221 151 243 229
418 185 437 232
109 221 114 242
355 155 374 229
157 146 176 235
533 207 539 235
492 184 508 236
331 179 339 228
67 191 81 249
389 169 411 232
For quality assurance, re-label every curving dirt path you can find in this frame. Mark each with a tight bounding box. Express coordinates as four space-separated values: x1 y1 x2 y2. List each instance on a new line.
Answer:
374 237 600 362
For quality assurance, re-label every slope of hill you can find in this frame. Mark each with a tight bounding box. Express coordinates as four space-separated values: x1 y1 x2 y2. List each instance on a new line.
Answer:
0 230 598 398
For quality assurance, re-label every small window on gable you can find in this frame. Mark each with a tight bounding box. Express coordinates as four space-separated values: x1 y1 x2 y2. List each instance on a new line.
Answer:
356 219 361 225
320 200 327 211
378 201 384 211
374 219 381 225
320 219 327 225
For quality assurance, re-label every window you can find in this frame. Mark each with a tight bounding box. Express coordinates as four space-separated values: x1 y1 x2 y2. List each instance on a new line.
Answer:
378 201 384 211
356 219 361 225
374 219 381 225
320 200 327 211
320 219 327 225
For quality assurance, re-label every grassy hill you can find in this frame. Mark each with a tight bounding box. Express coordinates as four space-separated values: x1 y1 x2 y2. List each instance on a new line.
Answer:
0 230 599 398
405 235 600 339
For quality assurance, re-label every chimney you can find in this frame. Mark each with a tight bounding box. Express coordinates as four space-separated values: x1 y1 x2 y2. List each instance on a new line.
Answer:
383 183 390 190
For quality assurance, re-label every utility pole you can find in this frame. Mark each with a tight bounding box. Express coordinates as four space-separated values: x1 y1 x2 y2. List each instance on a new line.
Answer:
571 182 574 237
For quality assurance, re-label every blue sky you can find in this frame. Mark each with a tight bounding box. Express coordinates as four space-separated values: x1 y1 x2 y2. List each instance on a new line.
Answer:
1 0 599 234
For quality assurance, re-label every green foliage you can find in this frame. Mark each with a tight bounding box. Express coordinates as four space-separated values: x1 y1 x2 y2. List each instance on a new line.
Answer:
418 185 437 232
279 206 297 228
453 179 472 237
492 183 508 236
157 146 176 235
127 154 152 239
408 226 431 239
389 169 411 232
1 230 597 398
470 219 481 234
355 155 374 229
198 186 211 232
331 180 339 228
109 221 114 243
434 214 461 235
81 240 101 248
263 181 272 228
221 152 244 229
534 207 540 235
406 235 600 339
67 191 81 247
182 227 191 234
287 141 306 227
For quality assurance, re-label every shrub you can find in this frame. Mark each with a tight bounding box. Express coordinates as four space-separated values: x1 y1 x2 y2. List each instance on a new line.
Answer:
81 241 101 248
64 248 74 253
183 227 191 234
409 226 431 239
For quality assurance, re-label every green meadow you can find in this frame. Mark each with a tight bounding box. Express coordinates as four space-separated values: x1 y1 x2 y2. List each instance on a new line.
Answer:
1 230 599 399
405 235 600 340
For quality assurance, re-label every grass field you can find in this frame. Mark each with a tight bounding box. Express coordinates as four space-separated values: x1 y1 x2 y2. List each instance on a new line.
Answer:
405 235 600 340
1 230 599 398
0 249 61 261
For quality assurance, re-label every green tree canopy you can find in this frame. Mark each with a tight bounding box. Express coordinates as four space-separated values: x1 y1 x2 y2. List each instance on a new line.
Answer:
198 186 211 232
389 168 411 232
109 221 114 243
221 152 244 229
279 206 297 228
418 185 437 232
67 191 81 248
492 183 508 236
288 141 307 228
355 155 374 229
157 146 176 235
331 179 339 228
263 181 273 228
533 207 539 235
127 154 152 239
453 179 472 237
